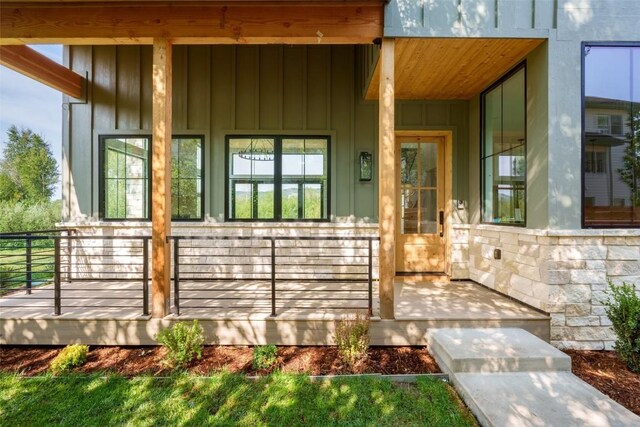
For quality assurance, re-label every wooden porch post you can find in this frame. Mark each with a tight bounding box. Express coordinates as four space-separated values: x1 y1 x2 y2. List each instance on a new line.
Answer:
151 38 172 318
379 38 395 319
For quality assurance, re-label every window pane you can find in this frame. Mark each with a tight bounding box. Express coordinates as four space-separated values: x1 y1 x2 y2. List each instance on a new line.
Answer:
584 45 640 227
281 138 328 220
234 183 252 219
481 67 526 225
228 138 275 220
401 143 418 186
282 183 299 219
103 137 149 219
257 183 274 219
420 189 437 234
401 189 419 234
171 137 203 220
483 86 502 158
420 143 437 187
304 183 322 219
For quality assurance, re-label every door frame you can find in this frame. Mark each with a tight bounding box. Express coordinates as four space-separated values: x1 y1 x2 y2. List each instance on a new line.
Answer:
395 130 453 276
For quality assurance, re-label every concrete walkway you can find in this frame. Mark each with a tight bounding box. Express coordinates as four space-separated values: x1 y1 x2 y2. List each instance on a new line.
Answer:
428 328 640 427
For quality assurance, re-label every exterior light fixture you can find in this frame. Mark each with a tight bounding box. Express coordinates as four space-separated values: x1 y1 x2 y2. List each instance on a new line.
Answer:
359 151 372 181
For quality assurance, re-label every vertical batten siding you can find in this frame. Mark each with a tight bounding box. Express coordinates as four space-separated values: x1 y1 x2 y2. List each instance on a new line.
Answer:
385 0 554 37
65 45 469 222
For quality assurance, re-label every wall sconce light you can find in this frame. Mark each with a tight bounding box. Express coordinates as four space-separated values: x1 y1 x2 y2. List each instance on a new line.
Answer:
359 152 372 181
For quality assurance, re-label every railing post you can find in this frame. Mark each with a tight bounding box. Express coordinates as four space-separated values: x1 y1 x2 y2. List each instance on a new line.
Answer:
54 236 61 316
173 237 180 316
142 237 149 316
25 233 32 295
270 237 276 317
368 238 373 317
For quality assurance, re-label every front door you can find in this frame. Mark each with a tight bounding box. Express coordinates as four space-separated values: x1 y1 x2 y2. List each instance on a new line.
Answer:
396 135 445 272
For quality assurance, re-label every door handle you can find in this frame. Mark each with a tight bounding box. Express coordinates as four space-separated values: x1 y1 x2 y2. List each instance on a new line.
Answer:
439 211 444 238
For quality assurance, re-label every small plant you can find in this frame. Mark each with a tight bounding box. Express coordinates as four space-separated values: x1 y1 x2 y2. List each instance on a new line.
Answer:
155 320 204 368
0 265 12 289
50 344 89 375
602 281 640 373
334 311 370 369
252 345 278 371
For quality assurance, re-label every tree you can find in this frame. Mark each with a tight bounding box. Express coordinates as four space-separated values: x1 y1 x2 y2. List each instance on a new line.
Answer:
618 108 640 206
0 126 59 203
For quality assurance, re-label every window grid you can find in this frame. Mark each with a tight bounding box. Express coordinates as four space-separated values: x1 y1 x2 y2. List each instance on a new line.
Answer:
226 136 330 222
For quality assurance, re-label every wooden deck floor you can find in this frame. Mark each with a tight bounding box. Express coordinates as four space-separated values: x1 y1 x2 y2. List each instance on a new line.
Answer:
0 279 550 345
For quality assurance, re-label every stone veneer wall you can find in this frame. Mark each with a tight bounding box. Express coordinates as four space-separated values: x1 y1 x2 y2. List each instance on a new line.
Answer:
468 224 640 350
62 222 380 280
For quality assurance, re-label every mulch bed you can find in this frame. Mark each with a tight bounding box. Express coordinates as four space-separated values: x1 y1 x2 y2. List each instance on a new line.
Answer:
0 345 440 377
566 350 640 416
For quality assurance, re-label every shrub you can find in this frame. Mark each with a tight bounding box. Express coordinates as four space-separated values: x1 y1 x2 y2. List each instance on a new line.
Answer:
50 344 89 375
602 281 640 373
155 320 204 368
252 345 278 371
0 200 61 233
334 311 370 369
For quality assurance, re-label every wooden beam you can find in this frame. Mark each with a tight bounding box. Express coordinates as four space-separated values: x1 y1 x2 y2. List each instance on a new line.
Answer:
0 2 383 45
151 38 172 319
378 38 395 320
0 45 83 98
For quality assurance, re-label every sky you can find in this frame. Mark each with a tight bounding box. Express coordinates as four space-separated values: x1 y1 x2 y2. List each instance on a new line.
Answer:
0 45 63 199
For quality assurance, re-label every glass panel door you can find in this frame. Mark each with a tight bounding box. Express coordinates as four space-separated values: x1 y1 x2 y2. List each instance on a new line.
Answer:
400 141 438 235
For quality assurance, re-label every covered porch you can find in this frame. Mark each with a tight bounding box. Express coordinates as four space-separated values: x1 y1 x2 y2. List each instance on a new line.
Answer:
0 0 550 345
0 276 549 345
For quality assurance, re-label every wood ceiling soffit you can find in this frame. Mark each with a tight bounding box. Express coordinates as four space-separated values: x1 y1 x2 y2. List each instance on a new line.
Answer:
365 38 545 100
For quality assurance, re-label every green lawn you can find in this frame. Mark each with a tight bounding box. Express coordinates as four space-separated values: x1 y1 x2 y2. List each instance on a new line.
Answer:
0 373 477 427
0 245 54 295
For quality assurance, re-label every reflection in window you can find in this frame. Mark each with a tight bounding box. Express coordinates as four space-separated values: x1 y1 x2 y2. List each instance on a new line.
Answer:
171 137 203 220
481 65 526 225
102 137 149 219
583 45 640 227
227 136 329 221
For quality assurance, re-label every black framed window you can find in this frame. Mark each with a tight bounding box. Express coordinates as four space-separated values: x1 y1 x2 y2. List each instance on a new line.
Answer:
100 136 151 220
171 136 204 220
481 63 526 226
100 135 204 221
583 43 640 228
226 136 330 221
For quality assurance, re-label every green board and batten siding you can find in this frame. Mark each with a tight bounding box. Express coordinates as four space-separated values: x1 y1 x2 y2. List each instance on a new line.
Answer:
63 45 469 222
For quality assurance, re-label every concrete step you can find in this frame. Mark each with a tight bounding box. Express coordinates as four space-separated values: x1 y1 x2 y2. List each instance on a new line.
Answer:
454 371 640 427
428 328 571 373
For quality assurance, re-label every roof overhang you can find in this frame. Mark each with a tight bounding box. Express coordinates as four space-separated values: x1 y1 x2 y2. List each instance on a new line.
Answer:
0 1 384 45
366 38 545 100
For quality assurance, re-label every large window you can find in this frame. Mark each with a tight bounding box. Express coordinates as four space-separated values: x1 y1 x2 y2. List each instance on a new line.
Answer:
171 137 203 220
100 136 203 220
226 136 329 221
481 64 526 225
101 137 150 220
583 44 640 227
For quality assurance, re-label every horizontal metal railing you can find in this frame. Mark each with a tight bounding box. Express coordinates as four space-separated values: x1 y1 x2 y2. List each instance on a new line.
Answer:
0 232 150 316
167 235 379 317
0 229 74 298
1 231 378 318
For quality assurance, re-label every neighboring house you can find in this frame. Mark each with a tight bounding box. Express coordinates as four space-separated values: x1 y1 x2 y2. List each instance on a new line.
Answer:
0 0 639 350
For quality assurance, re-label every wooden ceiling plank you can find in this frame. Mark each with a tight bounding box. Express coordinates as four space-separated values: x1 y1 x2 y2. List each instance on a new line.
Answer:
0 44 83 98
366 38 544 100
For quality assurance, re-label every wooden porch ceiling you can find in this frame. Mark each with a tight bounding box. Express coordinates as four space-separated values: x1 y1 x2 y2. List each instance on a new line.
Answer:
0 1 384 45
365 38 545 100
